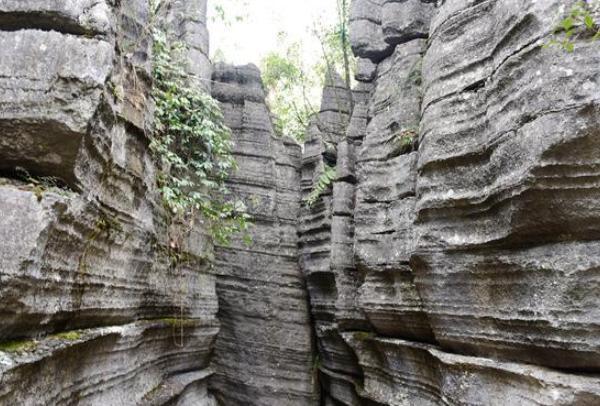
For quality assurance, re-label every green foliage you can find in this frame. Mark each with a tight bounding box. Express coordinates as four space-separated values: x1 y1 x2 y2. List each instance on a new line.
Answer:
260 1 356 144
354 331 374 341
151 29 250 246
303 1 355 206
305 165 336 207
210 0 248 26
50 331 83 341
547 1 600 52
262 49 302 90
159 318 197 328
94 214 123 239
390 128 418 156
12 166 73 201
261 39 317 142
314 0 355 89
0 339 37 353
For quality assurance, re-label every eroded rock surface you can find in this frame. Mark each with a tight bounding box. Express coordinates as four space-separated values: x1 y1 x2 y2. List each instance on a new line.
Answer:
0 1 219 404
2 0 600 404
301 0 600 404
415 0 600 371
209 63 319 406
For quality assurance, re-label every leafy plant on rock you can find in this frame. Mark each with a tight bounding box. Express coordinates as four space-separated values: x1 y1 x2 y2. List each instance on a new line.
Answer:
389 127 418 157
548 0 600 52
305 165 336 208
151 28 250 246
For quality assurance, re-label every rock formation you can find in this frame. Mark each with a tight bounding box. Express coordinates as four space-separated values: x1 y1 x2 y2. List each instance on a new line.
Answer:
209 63 318 406
300 0 600 404
0 1 218 404
1 0 600 404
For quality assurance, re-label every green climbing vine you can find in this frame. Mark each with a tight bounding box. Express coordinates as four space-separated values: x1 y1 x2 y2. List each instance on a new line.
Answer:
151 28 250 246
305 165 336 207
548 1 600 52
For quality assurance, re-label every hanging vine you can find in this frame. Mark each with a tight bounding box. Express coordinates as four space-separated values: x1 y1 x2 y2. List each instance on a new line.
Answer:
150 26 250 246
305 165 336 207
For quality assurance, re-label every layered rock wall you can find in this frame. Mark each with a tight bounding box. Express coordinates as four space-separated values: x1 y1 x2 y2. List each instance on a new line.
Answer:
2 0 600 405
0 1 219 404
302 0 600 404
0 1 319 404
209 64 318 405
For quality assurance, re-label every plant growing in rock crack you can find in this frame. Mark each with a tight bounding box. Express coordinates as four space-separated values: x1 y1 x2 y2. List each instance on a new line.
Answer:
150 26 251 247
389 127 418 156
302 0 355 207
0 339 38 354
305 165 336 208
547 0 600 52
13 167 73 201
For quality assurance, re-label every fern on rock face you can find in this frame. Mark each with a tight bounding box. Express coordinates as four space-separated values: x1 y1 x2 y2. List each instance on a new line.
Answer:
305 165 336 207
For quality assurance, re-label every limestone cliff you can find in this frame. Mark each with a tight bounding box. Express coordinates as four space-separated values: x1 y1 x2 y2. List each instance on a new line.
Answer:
0 1 218 404
300 0 600 405
0 1 319 404
209 63 318 406
1 0 600 405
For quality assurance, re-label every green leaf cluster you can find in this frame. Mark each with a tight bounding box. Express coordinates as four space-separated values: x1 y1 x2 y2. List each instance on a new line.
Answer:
261 39 317 142
151 29 250 246
210 0 248 26
314 0 355 90
0 339 37 353
547 1 600 52
259 1 356 144
390 128 418 156
305 165 336 208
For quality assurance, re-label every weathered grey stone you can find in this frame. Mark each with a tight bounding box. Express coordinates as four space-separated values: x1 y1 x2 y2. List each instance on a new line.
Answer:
382 0 434 45
355 58 378 82
300 69 369 403
160 0 211 86
358 266 435 341
209 63 318 406
350 0 395 62
306 0 600 403
352 34 431 346
0 184 218 340
415 0 600 369
0 0 113 35
0 30 113 185
345 333 600 406
359 40 423 163
0 321 218 405
3 0 600 403
145 370 217 406
212 63 265 104
318 367 364 406
0 1 219 404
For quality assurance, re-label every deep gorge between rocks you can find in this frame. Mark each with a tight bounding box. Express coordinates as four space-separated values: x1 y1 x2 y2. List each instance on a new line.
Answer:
1 0 600 405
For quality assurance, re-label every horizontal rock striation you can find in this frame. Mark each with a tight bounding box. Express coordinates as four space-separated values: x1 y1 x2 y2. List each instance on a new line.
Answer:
0 320 218 405
354 38 433 344
302 0 600 404
300 1 438 403
344 333 600 406
415 0 600 370
300 72 377 403
0 0 219 404
2 0 600 403
209 63 318 406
